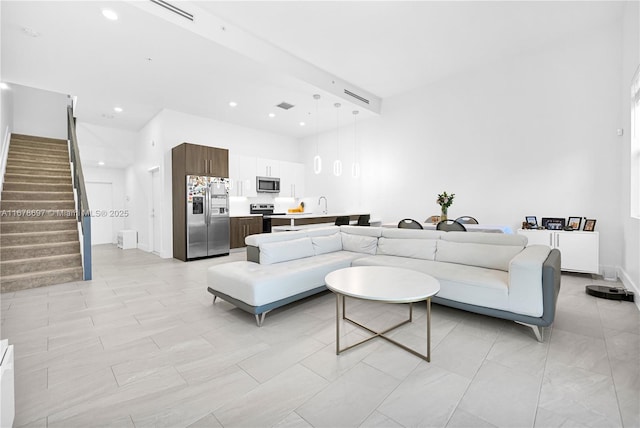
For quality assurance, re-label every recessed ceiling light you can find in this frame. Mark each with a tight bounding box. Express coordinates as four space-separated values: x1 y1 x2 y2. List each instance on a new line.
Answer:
114 107 123 113
98 161 105 166
102 9 118 21
229 101 238 107
299 122 306 127
268 113 275 118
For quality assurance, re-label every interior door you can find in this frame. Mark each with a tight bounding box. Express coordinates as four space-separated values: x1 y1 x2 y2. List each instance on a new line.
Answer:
151 170 161 254
86 182 113 245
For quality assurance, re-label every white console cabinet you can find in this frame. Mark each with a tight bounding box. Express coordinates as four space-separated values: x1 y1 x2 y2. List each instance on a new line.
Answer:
517 229 599 274
117 230 137 250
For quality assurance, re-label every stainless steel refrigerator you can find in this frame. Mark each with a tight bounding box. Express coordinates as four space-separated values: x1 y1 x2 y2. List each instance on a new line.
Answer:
186 175 230 259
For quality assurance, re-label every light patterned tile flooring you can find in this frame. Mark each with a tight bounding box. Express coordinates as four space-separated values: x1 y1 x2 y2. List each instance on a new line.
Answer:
1 245 639 427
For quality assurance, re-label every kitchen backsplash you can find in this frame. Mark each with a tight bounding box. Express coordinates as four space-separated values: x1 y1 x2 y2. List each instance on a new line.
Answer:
229 195 322 215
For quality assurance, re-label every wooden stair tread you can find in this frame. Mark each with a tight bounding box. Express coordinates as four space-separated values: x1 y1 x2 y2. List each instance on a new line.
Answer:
0 253 80 264
0 266 83 281
1 240 80 249
1 134 85 291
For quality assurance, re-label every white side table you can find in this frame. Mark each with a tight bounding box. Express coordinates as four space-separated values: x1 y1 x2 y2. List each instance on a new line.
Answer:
325 266 440 362
117 230 137 249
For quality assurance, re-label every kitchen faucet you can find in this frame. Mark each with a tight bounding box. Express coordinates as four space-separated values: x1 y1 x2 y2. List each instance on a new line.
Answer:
318 196 328 214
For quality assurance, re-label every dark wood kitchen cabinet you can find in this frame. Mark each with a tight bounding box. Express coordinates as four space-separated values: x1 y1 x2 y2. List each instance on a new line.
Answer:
173 142 229 177
172 142 229 261
230 216 262 249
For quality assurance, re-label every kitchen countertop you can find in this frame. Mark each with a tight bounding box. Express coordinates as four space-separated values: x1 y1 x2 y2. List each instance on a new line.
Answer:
264 212 368 219
229 213 262 217
267 212 371 227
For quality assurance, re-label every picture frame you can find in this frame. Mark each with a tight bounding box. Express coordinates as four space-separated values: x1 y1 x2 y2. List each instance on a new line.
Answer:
567 217 582 231
525 216 538 228
583 219 597 232
541 217 566 230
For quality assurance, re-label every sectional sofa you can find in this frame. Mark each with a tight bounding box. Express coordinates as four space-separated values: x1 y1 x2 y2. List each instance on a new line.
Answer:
206 225 561 341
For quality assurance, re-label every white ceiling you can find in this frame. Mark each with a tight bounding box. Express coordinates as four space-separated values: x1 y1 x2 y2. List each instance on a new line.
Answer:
1 1 625 138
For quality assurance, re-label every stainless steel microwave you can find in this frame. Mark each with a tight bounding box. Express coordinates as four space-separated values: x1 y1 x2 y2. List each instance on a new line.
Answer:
256 176 280 193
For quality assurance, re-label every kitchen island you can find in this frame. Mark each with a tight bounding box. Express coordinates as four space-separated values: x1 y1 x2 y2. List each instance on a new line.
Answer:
268 213 370 228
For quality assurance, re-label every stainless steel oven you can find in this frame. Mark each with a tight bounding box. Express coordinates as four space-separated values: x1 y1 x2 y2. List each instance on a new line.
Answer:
250 203 285 232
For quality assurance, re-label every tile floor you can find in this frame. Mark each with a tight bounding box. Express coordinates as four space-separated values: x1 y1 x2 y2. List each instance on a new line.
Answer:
1 245 638 428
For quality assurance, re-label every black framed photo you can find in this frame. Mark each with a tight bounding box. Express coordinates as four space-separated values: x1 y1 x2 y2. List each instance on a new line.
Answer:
542 217 565 230
525 216 538 227
583 219 597 231
567 217 582 231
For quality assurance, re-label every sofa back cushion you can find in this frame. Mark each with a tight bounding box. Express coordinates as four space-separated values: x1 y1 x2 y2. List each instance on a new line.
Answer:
377 237 437 260
339 225 383 238
259 237 315 264
305 226 341 237
435 240 524 271
441 231 527 246
312 233 343 255
341 232 378 254
381 228 444 240
246 230 307 247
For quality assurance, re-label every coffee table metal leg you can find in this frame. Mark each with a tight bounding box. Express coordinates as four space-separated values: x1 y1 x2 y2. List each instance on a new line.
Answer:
342 295 346 320
335 293 341 355
427 297 431 362
334 295 433 362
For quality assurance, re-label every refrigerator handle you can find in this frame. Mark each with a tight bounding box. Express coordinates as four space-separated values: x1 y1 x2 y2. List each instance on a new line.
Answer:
204 184 209 226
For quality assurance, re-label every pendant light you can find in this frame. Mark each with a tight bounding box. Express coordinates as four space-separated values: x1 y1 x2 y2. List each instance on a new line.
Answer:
351 110 360 178
313 94 322 174
333 103 342 176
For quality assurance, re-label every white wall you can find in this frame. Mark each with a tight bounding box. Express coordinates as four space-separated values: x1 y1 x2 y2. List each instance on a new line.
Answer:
621 1 640 295
0 83 14 186
76 123 136 169
11 84 68 139
83 166 127 244
127 109 300 258
303 21 625 275
75 123 135 247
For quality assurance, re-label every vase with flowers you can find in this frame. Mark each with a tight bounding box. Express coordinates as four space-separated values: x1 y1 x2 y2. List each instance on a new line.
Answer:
436 191 455 221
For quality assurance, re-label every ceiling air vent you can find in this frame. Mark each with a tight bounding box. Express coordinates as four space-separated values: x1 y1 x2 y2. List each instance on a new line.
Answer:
344 89 370 105
276 102 295 110
150 0 194 21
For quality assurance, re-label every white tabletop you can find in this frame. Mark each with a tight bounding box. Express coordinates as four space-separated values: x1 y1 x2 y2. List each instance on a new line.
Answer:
325 266 440 303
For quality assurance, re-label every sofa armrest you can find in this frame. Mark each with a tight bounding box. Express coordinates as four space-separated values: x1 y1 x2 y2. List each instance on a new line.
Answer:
247 245 260 263
508 245 552 317
540 248 561 326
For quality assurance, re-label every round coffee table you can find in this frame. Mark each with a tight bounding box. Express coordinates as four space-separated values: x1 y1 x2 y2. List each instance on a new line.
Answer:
325 266 441 362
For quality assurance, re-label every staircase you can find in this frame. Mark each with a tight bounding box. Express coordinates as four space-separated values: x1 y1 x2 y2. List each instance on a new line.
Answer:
0 134 83 292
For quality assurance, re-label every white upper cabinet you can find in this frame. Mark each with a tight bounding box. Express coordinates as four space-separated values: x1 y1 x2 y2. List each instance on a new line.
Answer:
229 154 257 197
279 161 305 198
231 155 305 198
256 158 280 178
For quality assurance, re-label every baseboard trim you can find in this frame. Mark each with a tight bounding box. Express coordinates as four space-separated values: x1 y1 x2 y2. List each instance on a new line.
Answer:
618 267 639 311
